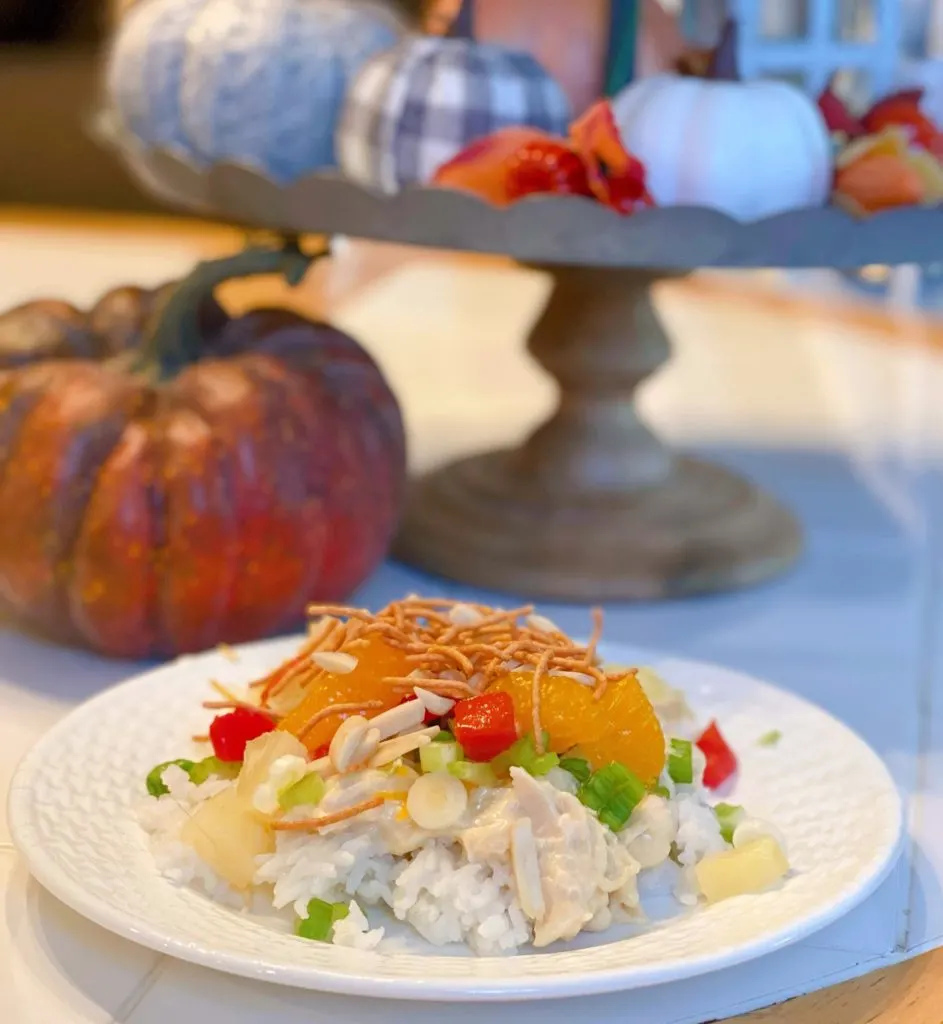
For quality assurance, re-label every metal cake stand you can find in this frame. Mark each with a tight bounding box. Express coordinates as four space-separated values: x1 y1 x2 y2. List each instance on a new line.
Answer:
116 144 943 601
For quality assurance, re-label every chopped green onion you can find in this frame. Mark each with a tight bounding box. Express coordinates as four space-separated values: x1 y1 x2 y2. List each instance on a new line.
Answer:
559 757 592 784
491 733 559 777
667 738 694 785
420 740 464 774
433 730 456 744
447 761 499 787
146 760 195 797
758 729 782 748
190 756 241 786
578 762 647 833
146 755 242 797
295 898 350 942
714 802 746 844
651 783 671 800
279 772 327 811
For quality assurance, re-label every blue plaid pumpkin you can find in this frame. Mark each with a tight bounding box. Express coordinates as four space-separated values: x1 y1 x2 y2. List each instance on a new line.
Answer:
106 0 404 184
336 37 573 193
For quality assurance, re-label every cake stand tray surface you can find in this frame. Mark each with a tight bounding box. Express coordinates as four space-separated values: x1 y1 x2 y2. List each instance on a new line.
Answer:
127 148 943 270
121 149 930 599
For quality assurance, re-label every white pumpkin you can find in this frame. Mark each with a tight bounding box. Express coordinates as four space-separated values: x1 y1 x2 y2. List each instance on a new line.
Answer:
106 0 405 184
611 73 832 220
612 19 833 223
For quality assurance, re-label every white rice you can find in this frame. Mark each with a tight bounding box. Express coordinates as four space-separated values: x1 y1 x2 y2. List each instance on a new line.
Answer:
139 758 728 954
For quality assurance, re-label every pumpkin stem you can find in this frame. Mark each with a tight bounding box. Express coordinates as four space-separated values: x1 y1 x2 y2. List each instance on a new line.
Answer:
706 17 740 82
139 236 327 379
448 0 474 40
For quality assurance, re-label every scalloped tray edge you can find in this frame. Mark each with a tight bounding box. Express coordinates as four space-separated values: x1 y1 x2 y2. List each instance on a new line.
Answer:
117 143 943 270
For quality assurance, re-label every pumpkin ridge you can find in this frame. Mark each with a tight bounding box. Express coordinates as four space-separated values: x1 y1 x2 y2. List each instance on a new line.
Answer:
53 378 153 639
144 416 172 659
150 388 240 655
0 366 57 486
0 365 146 639
168 354 315 643
236 355 330 635
67 401 164 657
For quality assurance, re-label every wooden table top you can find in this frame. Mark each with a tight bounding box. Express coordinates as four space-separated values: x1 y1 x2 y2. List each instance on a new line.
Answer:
1 204 941 1024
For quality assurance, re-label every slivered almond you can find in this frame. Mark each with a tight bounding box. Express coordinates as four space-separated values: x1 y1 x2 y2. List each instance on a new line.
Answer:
368 726 440 768
511 817 545 920
312 651 358 674
370 699 426 740
549 670 594 686
414 687 454 716
525 613 560 636
448 603 483 627
330 716 372 772
297 700 383 741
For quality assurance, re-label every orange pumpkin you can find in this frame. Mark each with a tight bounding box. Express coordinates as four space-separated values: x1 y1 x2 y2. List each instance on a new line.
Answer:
0 244 406 659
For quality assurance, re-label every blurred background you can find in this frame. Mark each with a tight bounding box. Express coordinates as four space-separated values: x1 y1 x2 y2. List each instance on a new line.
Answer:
0 0 162 211
4 0 943 304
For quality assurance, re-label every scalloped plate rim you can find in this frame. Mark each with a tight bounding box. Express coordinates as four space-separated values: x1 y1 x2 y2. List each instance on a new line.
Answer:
99 127 943 268
100 126 943 228
7 638 904 1002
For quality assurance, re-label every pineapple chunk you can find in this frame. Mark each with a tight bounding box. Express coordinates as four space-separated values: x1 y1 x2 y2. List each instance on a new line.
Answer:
695 836 790 905
235 730 307 805
180 786 274 890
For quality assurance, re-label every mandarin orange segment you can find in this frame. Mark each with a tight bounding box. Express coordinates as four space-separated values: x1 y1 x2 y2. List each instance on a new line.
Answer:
488 670 666 784
277 634 409 753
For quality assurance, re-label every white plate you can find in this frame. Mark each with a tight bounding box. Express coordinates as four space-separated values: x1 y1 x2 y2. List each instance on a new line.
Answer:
8 638 903 1002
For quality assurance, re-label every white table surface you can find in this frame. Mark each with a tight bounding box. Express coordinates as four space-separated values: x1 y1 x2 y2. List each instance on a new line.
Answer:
1 221 942 1023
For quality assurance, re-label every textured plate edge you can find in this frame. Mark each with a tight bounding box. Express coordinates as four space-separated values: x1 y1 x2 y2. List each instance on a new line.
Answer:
7 639 906 1002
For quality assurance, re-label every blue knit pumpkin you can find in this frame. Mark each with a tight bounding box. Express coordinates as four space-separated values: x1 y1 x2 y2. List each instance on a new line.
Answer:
106 0 404 184
337 37 572 193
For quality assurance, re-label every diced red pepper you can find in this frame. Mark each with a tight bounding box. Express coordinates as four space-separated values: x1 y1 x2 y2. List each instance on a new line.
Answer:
209 707 277 762
695 720 738 789
451 692 519 762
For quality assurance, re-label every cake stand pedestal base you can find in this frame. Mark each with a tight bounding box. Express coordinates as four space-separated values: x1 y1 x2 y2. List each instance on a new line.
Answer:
394 266 801 600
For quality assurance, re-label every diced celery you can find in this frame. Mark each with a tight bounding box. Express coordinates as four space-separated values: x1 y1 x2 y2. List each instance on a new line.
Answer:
279 772 326 811
448 761 499 787
433 730 456 744
420 741 464 774
667 738 694 785
491 733 559 777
